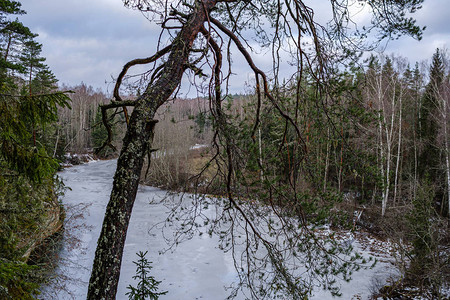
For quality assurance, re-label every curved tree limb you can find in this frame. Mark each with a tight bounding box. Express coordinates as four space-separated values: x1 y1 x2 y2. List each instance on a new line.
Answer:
94 100 137 155
113 45 172 125
113 45 172 102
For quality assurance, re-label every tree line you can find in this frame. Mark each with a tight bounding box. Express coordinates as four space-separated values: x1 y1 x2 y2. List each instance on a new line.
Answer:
86 0 446 298
0 1 120 298
194 50 450 296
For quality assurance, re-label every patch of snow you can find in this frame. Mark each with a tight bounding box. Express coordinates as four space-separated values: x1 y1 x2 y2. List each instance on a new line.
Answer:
190 144 209 150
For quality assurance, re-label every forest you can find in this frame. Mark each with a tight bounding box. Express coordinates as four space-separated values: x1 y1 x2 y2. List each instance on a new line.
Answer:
0 0 449 299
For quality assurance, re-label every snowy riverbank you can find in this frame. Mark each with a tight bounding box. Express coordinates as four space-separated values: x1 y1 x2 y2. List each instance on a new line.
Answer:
40 159 398 299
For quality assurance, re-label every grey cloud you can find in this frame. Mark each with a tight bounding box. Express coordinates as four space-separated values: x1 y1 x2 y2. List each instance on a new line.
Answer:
17 0 450 93
20 0 162 91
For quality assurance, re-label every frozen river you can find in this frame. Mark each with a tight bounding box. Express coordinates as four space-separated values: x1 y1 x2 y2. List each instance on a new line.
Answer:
40 159 396 299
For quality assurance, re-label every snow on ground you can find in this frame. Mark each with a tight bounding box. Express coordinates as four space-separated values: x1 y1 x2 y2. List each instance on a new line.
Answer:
40 160 399 299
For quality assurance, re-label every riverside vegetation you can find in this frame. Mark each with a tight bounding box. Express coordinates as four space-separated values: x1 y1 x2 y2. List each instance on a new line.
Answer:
136 52 450 298
0 1 71 298
99 50 450 298
0 2 115 298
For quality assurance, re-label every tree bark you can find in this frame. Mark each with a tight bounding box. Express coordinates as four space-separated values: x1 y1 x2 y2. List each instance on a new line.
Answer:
87 1 218 298
393 88 403 206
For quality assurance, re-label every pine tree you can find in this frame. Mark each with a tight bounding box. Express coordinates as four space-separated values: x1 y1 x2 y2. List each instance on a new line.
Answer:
0 1 34 89
19 38 46 95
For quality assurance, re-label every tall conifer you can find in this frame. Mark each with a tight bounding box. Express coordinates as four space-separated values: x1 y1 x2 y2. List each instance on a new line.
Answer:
418 49 444 183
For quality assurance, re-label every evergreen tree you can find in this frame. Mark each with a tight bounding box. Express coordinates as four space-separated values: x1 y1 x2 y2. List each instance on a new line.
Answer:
19 38 46 95
126 251 167 300
419 49 444 184
0 2 71 298
0 1 34 90
30 67 58 94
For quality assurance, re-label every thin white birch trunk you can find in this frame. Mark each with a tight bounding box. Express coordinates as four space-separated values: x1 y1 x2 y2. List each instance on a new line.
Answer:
444 122 450 216
441 84 450 217
323 127 330 192
382 111 392 217
394 89 403 206
53 127 60 158
376 79 386 215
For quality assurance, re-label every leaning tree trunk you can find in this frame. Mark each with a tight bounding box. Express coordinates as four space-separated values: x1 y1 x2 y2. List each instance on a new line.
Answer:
87 1 217 298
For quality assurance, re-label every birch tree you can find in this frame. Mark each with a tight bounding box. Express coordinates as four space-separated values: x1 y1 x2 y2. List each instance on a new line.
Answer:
442 67 450 216
366 57 398 215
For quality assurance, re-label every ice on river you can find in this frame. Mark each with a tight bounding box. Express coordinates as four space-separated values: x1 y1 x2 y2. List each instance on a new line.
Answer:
39 160 397 299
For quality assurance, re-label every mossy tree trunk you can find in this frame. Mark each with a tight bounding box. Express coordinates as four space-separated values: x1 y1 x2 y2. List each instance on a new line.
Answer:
87 1 218 299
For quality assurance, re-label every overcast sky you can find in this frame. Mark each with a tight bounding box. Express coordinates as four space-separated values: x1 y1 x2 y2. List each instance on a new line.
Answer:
19 0 450 95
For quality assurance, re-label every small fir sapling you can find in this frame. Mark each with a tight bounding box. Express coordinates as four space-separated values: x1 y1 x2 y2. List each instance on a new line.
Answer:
126 251 167 300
